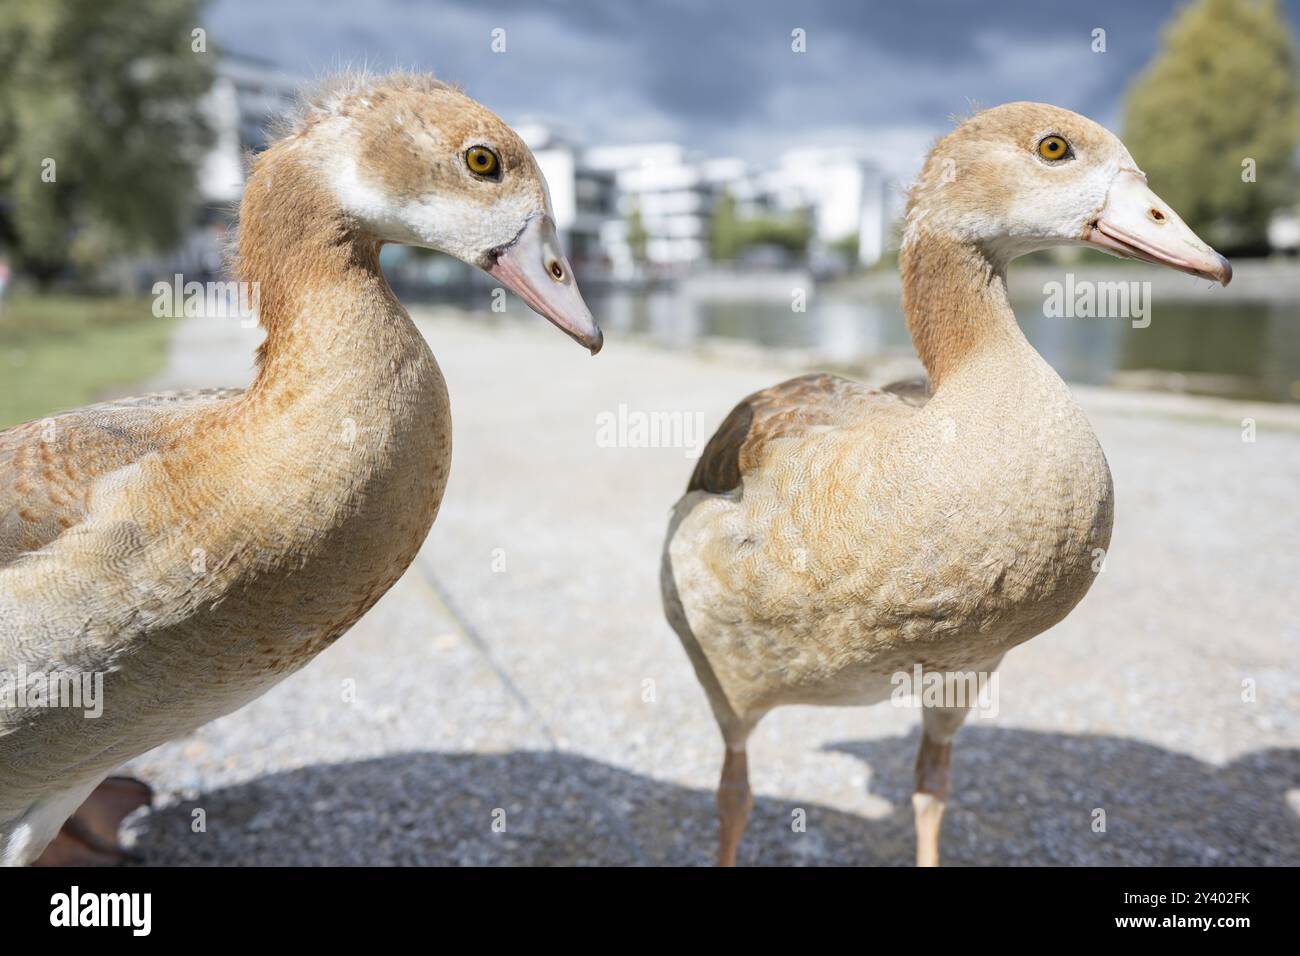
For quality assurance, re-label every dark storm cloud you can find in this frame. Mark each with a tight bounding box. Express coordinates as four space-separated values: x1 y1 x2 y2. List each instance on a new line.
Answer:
206 0 1299 176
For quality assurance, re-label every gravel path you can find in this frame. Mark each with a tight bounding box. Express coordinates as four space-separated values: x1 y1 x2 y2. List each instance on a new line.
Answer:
122 306 1300 865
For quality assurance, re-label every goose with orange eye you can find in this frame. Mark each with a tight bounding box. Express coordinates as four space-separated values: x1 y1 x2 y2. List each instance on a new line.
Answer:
1037 134 1073 162
465 145 500 179
318 88 600 353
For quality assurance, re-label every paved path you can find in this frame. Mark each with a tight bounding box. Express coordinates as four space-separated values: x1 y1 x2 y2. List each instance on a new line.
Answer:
122 306 1300 865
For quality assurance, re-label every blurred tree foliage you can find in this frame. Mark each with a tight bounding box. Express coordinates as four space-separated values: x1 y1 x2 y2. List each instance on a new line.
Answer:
1123 0 1299 254
0 0 213 282
710 190 813 261
710 191 740 261
827 231 859 264
625 200 648 265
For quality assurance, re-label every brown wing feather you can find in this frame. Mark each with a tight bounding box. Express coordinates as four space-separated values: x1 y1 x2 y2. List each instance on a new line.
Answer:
688 373 926 495
881 376 932 407
0 388 243 565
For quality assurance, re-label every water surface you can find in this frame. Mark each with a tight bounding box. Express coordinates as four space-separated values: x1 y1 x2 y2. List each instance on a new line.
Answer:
586 287 1300 403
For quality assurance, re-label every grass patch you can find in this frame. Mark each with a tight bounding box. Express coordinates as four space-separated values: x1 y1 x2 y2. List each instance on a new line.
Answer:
0 293 175 428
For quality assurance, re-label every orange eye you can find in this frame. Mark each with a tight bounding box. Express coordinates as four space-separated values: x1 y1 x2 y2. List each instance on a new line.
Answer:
1037 135 1070 161
465 146 499 176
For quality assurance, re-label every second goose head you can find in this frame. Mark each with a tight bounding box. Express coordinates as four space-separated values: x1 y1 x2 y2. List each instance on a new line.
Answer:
908 102 1231 285
299 73 602 353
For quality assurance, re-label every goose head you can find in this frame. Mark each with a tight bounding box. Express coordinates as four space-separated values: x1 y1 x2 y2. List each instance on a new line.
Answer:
909 102 1231 285
307 75 602 353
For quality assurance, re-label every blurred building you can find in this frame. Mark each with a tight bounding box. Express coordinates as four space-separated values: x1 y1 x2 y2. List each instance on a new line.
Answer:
199 53 302 204
516 125 618 271
1268 208 1300 255
585 143 715 273
765 149 890 268
517 130 890 278
112 53 300 289
174 58 891 287
168 54 302 281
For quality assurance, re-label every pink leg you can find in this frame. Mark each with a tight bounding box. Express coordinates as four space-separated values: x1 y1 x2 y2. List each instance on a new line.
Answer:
717 747 753 867
913 705 969 867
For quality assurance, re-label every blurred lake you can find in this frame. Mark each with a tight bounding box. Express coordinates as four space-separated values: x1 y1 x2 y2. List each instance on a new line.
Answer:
580 286 1300 404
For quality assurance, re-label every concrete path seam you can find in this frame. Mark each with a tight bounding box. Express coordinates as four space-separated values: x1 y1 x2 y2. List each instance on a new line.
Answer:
413 555 651 865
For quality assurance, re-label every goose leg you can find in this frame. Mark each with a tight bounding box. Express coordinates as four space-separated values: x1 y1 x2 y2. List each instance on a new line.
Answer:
717 745 753 867
912 705 968 867
33 777 152 867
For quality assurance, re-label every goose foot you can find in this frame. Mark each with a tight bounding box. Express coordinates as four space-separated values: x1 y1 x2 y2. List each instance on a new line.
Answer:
32 777 152 866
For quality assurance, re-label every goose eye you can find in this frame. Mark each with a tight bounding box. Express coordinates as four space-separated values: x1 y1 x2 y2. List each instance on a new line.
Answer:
1037 135 1071 162
465 146 500 177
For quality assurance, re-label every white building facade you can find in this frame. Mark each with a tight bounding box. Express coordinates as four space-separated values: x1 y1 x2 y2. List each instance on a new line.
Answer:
517 133 891 276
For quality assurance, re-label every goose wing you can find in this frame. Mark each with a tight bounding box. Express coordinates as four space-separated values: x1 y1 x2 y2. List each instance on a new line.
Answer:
688 373 928 495
0 388 243 567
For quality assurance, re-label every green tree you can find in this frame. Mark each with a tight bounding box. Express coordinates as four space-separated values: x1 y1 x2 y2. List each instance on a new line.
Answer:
710 189 742 261
0 0 214 282
828 231 859 264
1123 0 1300 254
744 209 812 257
625 199 648 265
709 189 812 262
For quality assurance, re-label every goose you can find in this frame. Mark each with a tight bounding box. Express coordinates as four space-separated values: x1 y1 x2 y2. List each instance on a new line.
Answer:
661 103 1231 867
0 72 601 866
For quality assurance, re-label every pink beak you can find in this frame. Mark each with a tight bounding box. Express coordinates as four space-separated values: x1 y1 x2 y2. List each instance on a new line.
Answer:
1084 170 1232 286
486 215 603 354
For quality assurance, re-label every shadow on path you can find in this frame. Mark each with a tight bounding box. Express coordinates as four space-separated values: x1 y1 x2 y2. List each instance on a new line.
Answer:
131 728 1300 866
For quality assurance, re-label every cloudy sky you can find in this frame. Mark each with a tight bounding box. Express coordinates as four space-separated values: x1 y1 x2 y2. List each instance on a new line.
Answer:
207 0 1299 181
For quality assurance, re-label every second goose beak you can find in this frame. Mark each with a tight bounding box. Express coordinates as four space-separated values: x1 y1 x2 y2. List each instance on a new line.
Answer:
1084 170 1232 286
486 215 603 354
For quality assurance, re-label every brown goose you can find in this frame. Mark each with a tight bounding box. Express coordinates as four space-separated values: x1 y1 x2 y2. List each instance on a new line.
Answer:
0 72 601 866
661 103 1231 866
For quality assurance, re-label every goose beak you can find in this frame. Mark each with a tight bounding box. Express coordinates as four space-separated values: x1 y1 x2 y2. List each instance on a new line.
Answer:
1084 170 1231 286
485 215 603 354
